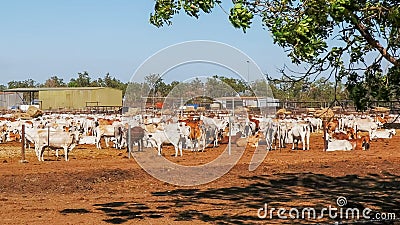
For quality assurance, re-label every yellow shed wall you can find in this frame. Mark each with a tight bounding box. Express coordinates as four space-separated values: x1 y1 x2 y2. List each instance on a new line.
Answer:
38 88 122 110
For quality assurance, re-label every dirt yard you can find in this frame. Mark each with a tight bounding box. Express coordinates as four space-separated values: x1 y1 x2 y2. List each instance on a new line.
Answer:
0 133 399 225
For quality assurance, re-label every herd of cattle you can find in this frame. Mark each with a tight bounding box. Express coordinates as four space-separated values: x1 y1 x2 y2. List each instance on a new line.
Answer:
0 111 398 161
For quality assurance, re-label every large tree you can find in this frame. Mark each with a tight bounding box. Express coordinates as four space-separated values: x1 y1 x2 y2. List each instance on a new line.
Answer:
99 73 128 95
68 71 91 87
42 76 67 87
150 0 400 110
8 79 38 89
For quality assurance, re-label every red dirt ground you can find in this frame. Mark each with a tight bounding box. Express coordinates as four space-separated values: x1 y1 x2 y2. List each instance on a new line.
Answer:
0 133 399 225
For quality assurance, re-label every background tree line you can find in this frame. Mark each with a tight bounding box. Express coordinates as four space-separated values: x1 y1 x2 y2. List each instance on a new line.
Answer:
124 73 348 107
0 72 348 105
0 72 128 95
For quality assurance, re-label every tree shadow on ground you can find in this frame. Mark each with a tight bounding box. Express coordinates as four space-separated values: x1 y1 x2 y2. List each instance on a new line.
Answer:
91 201 163 224
66 172 400 224
150 172 400 225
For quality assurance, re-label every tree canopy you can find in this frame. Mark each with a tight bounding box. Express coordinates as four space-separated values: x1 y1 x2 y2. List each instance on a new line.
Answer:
3 72 128 95
150 0 400 110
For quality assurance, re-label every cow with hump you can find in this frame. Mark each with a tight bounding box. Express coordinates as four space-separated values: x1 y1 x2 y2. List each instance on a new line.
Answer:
35 129 81 161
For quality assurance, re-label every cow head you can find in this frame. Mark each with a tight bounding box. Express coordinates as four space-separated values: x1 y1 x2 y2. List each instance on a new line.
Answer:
389 129 396 137
70 131 82 145
346 127 356 139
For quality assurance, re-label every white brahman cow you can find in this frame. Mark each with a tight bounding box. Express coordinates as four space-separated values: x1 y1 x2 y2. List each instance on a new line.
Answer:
326 139 353 151
291 123 311 150
35 130 81 161
370 129 396 140
145 123 189 157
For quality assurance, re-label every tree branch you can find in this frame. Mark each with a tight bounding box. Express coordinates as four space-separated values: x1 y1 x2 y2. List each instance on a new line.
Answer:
350 13 399 66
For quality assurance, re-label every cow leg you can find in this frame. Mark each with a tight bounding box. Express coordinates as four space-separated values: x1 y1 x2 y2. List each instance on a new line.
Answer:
182 138 187 149
173 145 181 157
116 137 121 149
139 139 143 152
118 134 123 149
293 138 299 150
143 138 148 148
202 137 206 152
120 137 126 149
199 137 204 152
38 148 42 161
157 144 162 156
105 137 110 148
197 138 201 152
265 133 269 150
191 139 196 151
25 139 30 149
202 136 206 152
282 135 286 148
96 137 102 149
34 145 39 157
174 146 178 157
112 137 117 149
39 146 45 161
64 147 69 161
213 129 218 147
282 135 288 148
292 139 295 150
270 135 274 150
199 138 202 151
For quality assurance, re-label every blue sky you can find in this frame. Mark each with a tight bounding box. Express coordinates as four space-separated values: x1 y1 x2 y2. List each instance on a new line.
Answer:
0 0 289 86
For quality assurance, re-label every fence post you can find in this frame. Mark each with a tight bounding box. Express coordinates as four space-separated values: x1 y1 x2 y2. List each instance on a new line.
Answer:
228 97 234 156
355 125 358 138
47 126 50 146
128 124 131 159
323 120 327 152
20 124 28 163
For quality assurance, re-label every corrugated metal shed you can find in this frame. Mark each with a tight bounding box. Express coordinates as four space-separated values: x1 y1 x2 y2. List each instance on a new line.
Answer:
5 87 122 110
0 92 23 109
